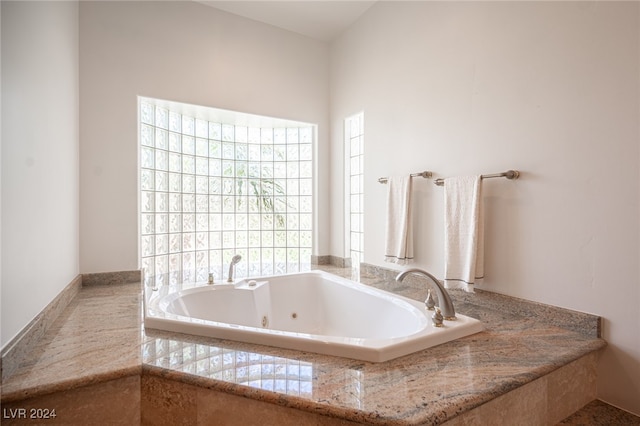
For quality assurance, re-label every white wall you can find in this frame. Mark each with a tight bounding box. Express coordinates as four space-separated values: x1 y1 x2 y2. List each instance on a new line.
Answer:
330 1 639 415
79 1 330 273
1 1 79 348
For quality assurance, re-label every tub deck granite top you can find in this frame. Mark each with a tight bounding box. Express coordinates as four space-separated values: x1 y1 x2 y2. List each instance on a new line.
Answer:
0 266 606 425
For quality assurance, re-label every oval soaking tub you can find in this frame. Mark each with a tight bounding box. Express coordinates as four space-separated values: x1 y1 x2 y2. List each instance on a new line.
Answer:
144 270 483 362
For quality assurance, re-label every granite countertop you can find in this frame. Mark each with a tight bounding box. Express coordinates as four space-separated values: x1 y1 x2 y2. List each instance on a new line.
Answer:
0 266 606 425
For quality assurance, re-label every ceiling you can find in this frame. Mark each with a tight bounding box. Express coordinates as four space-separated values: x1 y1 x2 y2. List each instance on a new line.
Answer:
197 1 376 42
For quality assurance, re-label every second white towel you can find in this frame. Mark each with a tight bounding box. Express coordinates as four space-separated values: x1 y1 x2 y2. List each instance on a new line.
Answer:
384 175 414 265
443 175 484 292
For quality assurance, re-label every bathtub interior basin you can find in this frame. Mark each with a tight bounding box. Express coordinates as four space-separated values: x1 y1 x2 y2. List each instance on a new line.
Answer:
144 270 483 362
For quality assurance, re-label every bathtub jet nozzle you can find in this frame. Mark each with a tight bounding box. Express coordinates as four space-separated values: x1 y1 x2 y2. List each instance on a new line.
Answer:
227 255 242 282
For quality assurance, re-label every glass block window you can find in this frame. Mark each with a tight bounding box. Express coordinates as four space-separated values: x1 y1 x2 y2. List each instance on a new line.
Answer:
345 112 364 268
140 98 314 283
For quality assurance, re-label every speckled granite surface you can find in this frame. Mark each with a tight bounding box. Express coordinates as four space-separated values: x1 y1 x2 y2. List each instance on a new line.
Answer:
1 265 612 425
557 400 640 425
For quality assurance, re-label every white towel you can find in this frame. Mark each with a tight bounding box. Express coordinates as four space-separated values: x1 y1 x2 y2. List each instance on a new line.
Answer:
384 175 414 265
443 175 484 293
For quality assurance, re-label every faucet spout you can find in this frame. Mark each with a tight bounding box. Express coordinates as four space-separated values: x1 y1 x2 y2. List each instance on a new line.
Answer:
227 255 242 282
396 268 456 320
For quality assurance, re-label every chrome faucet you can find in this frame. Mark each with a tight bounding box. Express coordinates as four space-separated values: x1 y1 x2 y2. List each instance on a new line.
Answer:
396 268 456 320
227 255 242 282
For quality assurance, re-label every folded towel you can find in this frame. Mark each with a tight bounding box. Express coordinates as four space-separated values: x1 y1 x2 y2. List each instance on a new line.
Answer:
384 175 414 265
443 175 484 292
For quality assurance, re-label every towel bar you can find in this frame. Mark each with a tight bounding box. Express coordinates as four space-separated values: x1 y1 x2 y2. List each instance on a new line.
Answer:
434 170 519 186
378 171 433 184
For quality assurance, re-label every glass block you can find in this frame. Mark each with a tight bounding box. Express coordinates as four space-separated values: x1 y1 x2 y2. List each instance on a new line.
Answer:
286 145 298 161
300 231 312 247
260 128 273 145
168 173 181 193
140 102 155 124
209 122 221 140
222 213 234 230
208 141 221 160
235 231 247 248
274 198 287 215
182 233 195 251
222 232 234 247
300 161 312 178
222 162 234 177
275 231 286 247
141 257 154 278
155 149 168 171
262 214 273 229
300 144 312 161
248 214 260 230
249 248 261 276
196 176 208 194
222 178 234 196
300 179 312 195
183 214 195 232
222 124 234 142
209 232 221 248
300 196 312 213
209 195 221 213
300 214 312 230
286 128 298 144
156 234 168 255
182 115 195 136
156 107 169 129
222 195 234 213
286 163 299 179
209 159 221 177
235 214 247 230
183 251 195 271
155 213 168 234
261 145 273 161
248 231 260 247
236 163 247 180
351 214 360 232
155 171 168 191
209 214 221 231
196 213 208 231
169 132 181 152
350 175 359 194
156 192 168 212
169 214 181 233
194 119 208 138
169 193 181 212
274 163 286 179
261 163 273 179
261 230 273 246
168 253 181 272
220 142 233 160
182 136 195 155
156 129 168 150
287 231 299 246
351 232 360 250
350 156 360 175
236 196 247 213
169 152 182 173
169 111 181 132
183 194 195 212
141 147 154 168
141 235 154 256
195 138 208 157
141 124 154 146
182 175 195 193
350 194 361 213
248 145 261 162
247 127 260 144
194 194 206 212
155 255 168 275
141 169 154 190
287 213 299 229
141 191 154 212
300 127 313 143
247 195 260 213
272 128 285 144
287 180 299 196
350 136 360 157
196 233 208 250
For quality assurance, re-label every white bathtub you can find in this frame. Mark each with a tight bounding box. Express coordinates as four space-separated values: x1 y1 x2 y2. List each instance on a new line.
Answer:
144 270 483 362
